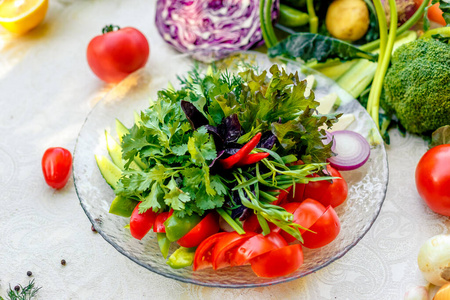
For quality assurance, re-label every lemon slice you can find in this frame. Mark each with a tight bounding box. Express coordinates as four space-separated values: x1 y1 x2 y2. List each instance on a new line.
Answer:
0 0 48 34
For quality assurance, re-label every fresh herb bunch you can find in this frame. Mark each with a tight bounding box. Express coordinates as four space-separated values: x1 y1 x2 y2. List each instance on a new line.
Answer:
115 64 340 238
1 280 41 300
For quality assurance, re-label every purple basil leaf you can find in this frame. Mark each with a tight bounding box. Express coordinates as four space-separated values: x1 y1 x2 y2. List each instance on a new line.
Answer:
180 100 209 129
218 114 242 144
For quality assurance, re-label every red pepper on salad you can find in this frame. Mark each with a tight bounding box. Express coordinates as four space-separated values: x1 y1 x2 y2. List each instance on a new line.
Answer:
220 133 268 169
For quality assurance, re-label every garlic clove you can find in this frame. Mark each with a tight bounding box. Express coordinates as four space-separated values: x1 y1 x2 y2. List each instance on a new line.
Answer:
404 285 429 300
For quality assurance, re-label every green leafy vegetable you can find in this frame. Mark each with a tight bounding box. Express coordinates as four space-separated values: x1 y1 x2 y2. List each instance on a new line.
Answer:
268 33 379 63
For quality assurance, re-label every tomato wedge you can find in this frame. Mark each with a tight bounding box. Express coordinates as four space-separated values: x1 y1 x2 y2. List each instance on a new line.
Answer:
129 203 158 240
280 199 326 243
250 244 304 278
271 186 292 205
233 232 287 266
193 232 229 271
285 183 306 202
212 232 256 270
303 165 348 208
153 211 171 233
177 212 220 248
302 205 340 249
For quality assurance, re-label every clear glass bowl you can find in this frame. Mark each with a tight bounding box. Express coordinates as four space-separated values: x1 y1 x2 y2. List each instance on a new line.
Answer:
73 52 388 288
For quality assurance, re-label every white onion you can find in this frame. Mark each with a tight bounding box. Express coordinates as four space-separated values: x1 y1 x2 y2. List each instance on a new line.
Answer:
417 234 450 286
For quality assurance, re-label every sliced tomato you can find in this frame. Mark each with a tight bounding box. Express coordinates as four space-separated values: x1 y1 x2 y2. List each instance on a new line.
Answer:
193 232 229 271
302 205 340 249
242 213 280 234
177 212 220 248
303 165 348 207
212 232 256 270
232 232 287 266
129 203 158 240
153 212 170 233
280 198 326 243
285 183 306 202
271 186 292 205
250 244 304 278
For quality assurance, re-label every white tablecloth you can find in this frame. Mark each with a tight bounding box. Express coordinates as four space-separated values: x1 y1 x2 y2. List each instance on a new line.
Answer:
1 1 449 299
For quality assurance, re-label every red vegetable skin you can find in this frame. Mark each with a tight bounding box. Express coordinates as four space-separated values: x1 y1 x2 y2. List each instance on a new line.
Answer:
250 244 304 278
153 211 171 233
280 199 326 243
212 232 256 270
220 132 262 169
302 205 341 249
42 147 72 189
130 203 158 240
177 212 220 248
303 165 348 208
415 144 450 216
234 152 270 167
233 232 287 266
328 130 370 171
414 0 446 25
193 232 229 271
87 26 150 83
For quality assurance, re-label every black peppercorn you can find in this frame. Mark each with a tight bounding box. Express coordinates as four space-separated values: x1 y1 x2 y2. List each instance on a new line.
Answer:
14 285 20 292
27 271 32 276
61 259 66 266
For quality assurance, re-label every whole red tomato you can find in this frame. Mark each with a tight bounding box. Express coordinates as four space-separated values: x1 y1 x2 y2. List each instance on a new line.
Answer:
415 144 450 216
42 147 72 189
87 25 150 83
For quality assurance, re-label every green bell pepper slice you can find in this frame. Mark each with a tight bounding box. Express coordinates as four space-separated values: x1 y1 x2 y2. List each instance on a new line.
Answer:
157 233 171 259
166 246 196 269
164 213 202 242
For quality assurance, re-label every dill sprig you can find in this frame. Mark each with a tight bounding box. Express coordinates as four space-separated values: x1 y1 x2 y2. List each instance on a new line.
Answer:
1 280 41 300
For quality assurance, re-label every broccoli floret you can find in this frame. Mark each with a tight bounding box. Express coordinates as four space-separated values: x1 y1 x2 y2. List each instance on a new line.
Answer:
381 38 450 135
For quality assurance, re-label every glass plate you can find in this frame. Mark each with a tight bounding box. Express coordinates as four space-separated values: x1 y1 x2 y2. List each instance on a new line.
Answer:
73 52 389 288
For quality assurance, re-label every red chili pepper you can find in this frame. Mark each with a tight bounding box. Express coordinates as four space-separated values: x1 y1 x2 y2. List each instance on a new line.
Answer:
235 152 270 167
220 132 262 169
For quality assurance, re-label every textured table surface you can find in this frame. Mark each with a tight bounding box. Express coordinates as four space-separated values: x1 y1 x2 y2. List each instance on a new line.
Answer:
1 1 449 299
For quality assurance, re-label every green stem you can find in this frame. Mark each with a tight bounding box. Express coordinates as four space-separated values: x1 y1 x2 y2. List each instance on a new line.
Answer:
216 208 245 235
367 0 388 118
368 0 398 129
102 25 120 34
306 0 318 33
260 0 278 48
257 213 271 235
420 26 450 39
360 0 428 52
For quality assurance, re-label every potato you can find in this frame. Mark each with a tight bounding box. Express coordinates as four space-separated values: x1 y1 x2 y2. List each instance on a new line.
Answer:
326 0 370 42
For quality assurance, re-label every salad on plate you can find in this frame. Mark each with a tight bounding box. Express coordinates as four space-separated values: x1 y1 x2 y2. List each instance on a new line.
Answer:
93 59 372 278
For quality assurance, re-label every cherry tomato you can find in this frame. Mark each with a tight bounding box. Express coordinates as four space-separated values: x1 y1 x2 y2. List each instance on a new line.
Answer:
303 165 348 207
212 232 256 270
130 203 158 240
87 25 150 83
233 232 287 266
42 147 72 189
250 244 304 278
193 232 229 271
302 205 340 249
177 212 220 248
415 144 450 216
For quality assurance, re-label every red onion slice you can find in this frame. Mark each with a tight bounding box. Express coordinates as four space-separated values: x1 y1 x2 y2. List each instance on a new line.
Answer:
323 130 336 152
327 130 370 171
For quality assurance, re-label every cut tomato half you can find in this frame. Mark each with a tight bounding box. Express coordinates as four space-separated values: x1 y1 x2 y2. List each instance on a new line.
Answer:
302 205 340 249
250 244 304 278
